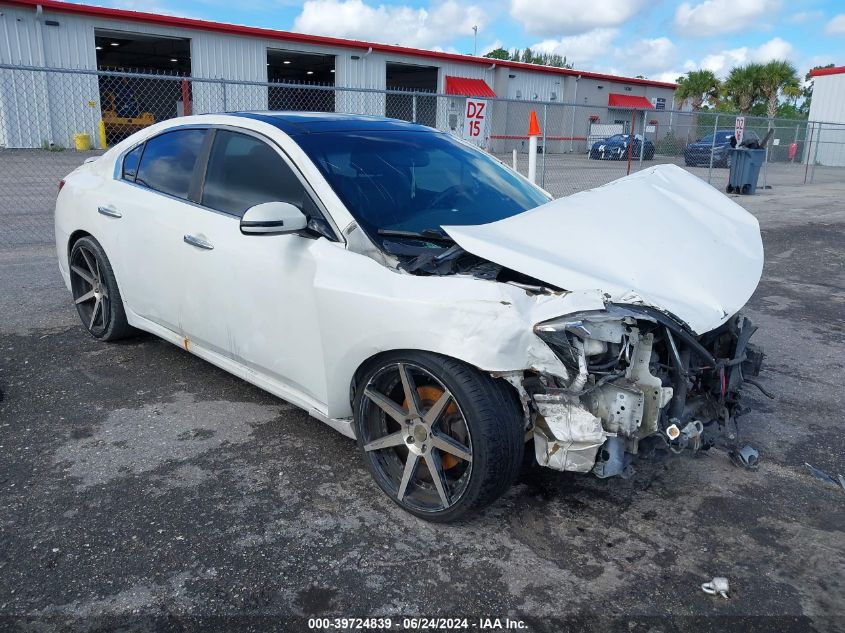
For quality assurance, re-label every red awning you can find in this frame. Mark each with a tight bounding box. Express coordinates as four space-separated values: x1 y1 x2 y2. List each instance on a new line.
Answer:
445 76 497 98
607 93 654 109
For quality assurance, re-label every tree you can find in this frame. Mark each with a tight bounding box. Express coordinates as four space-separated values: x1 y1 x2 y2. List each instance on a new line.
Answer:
758 60 800 123
722 63 763 114
800 64 835 115
675 70 721 111
484 47 572 68
483 47 510 61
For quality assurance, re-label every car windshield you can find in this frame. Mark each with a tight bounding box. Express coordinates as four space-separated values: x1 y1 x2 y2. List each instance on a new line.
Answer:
606 134 629 142
293 130 550 244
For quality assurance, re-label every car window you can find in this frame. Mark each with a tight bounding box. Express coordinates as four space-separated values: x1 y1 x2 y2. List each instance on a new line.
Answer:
294 130 549 243
122 144 143 181
201 130 308 217
135 129 206 200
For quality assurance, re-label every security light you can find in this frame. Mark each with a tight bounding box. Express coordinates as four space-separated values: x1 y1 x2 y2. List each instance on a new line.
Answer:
306 71 314 75
283 60 291 64
110 42 119 46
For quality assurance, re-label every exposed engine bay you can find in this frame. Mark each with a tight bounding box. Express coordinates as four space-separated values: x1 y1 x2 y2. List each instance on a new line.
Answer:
367 164 768 478
526 305 765 477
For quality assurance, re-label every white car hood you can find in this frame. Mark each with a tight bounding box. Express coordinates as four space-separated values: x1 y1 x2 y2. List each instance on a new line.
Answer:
443 164 764 334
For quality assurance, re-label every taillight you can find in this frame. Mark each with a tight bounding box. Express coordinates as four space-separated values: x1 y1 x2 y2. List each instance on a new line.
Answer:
58 179 65 192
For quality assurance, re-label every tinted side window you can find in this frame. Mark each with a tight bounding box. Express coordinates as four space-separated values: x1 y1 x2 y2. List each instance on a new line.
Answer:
135 129 206 199
122 144 143 181
201 130 307 217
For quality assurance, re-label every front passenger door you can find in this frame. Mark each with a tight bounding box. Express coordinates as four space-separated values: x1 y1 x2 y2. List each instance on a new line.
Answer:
178 129 330 404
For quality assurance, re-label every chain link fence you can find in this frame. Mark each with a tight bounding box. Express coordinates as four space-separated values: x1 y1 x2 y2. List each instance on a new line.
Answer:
3 64 845 247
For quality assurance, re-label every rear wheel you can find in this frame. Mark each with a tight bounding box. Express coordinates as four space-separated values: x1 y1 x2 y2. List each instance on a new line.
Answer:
69 236 133 341
354 352 523 522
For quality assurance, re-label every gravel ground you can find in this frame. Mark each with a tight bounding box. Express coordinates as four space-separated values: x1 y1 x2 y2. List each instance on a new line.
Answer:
0 151 843 632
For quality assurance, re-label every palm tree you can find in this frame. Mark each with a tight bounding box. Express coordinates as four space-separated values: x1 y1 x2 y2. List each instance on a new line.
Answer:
675 70 721 111
723 63 764 114
758 60 801 123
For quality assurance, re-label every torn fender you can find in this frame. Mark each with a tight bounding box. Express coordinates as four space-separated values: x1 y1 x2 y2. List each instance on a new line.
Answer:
444 164 764 334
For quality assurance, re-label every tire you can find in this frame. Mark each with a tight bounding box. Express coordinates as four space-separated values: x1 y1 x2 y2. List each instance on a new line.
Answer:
726 184 734 193
741 184 752 195
354 351 524 522
69 236 134 341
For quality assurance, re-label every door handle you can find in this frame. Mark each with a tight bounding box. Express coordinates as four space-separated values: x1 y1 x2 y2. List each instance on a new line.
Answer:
183 234 214 250
97 206 122 218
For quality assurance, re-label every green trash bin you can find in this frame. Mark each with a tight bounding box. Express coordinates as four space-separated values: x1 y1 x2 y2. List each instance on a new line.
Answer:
726 148 765 195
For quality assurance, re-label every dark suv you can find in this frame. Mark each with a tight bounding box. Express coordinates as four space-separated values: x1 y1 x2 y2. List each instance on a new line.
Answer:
684 129 760 167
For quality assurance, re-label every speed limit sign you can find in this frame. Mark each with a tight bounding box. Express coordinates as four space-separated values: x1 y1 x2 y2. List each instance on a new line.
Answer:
734 116 745 144
462 99 487 146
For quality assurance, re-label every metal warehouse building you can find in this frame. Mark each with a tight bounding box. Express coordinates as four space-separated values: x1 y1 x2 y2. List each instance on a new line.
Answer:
807 65 845 167
0 0 677 151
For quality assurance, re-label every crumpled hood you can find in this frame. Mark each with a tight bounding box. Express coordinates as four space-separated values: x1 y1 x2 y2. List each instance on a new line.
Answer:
443 164 764 334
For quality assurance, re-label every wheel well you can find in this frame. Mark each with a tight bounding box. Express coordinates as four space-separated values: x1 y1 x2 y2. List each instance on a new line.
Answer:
349 349 524 414
67 230 92 258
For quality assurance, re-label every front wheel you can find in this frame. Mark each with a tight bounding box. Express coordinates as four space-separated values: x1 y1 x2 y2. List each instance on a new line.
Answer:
354 352 524 522
69 236 134 341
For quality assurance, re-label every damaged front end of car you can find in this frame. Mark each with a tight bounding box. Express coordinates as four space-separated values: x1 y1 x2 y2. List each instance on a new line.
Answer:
524 304 764 478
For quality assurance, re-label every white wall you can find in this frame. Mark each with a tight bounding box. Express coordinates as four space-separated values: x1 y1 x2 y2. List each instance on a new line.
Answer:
808 73 845 167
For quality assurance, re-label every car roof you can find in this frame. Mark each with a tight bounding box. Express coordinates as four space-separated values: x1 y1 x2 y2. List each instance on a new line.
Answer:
227 111 440 135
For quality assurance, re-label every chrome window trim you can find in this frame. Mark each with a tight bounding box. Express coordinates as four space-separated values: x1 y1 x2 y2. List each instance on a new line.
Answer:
112 122 344 243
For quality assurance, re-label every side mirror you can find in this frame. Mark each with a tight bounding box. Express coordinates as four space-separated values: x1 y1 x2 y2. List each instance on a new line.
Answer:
240 201 307 235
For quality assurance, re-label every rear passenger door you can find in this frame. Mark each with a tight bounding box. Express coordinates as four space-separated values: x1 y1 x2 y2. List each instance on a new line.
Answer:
115 127 207 334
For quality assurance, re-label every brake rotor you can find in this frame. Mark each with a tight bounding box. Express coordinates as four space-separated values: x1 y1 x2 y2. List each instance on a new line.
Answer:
404 385 462 470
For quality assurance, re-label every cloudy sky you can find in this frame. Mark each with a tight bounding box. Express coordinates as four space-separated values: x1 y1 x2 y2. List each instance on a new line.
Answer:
113 0 843 81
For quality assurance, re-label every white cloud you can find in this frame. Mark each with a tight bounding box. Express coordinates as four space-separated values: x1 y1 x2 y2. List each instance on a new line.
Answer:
786 10 823 24
752 36 793 61
685 37 794 78
826 14 845 34
622 37 676 72
531 28 619 67
510 0 647 36
675 0 781 36
293 0 487 49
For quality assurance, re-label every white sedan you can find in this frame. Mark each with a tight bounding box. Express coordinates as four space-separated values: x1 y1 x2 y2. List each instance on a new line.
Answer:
56 113 765 521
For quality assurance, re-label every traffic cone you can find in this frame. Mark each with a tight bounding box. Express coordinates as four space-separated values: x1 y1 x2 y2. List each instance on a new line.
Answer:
527 111 541 183
528 110 541 136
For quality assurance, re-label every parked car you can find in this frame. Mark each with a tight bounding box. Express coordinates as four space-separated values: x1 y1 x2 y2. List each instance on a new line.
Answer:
56 113 765 522
684 129 760 167
589 134 655 160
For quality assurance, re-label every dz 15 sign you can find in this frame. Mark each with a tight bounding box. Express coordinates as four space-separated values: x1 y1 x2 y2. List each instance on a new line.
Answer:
462 99 487 145
734 116 745 144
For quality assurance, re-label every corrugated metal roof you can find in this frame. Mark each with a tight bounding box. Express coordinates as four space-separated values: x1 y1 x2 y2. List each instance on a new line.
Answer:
3 0 678 89
608 93 654 109
444 76 496 98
